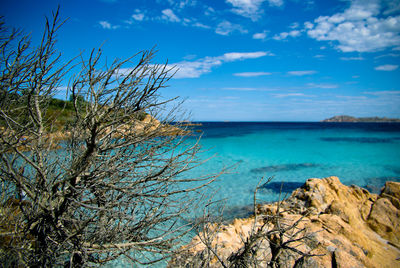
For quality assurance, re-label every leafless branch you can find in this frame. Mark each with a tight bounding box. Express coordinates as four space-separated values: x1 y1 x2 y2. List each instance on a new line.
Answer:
0 9 221 267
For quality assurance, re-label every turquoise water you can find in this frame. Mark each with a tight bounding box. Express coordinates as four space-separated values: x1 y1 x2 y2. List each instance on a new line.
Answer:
185 122 400 218
108 122 400 266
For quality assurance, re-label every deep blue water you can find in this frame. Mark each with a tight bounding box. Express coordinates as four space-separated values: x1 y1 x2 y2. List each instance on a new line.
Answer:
184 122 400 217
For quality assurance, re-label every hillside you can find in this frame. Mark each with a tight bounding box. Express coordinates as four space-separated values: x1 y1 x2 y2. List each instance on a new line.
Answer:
0 96 183 144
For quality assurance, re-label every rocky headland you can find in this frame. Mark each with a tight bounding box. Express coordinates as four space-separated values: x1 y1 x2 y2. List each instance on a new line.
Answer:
322 115 400 123
1 114 187 151
171 176 400 267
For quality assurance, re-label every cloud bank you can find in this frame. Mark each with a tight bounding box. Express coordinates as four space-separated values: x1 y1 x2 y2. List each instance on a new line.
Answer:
306 0 400 52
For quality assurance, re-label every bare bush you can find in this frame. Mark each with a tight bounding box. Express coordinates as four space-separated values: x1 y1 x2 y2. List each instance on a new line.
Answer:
0 9 221 267
171 178 322 268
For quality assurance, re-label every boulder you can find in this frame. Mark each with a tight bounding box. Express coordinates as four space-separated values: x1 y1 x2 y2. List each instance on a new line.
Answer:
368 181 400 248
170 177 400 267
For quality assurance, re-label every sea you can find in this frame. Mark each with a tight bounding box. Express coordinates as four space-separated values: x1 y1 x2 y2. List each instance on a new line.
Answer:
111 121 400 266
184 122 400 219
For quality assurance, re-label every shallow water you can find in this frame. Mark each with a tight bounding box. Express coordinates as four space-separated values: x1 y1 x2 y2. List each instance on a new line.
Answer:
185 122 400 218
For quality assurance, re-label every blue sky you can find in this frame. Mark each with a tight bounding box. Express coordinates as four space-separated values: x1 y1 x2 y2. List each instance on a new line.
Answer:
1 0 400 121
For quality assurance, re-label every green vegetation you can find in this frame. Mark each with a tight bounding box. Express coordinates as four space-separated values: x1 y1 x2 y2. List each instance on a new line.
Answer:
47 98 77 131
1 94 148 134
0 92 78 133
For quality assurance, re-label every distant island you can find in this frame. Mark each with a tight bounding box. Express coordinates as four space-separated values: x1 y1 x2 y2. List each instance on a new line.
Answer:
322 115 400 122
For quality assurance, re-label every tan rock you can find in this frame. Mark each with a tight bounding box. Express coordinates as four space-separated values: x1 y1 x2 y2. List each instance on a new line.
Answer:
171 177 400 268
368 181 400 248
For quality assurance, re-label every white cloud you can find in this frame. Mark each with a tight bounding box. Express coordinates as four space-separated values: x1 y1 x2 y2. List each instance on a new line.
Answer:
267 0 283 7
172 60 218 78
215 20 248 35
223 87 279 91
125 8 213 31
226 0 265 21
290 30 301 37
99 21 111 29
253 30 268 40
172 51 271 78
161 9 181 22
98 20 119 30
124 7 249 35
183 18 191 24
205 6 215 16
340 56 364 60
304 21 314 29
273 93 313 98
307 83 338 89
234 72 272 77
287 70 317 76
273 30 301 40
374 64 399 71
223 51 269 61
306 0 400 52
364 90 400 95
177 0 196 9
163 0 197 10
183 54 197 60
223 87 261 91
223 87 259 91
226 0 283 21
374 53 400 59
132 9 145 21
192 22 211 29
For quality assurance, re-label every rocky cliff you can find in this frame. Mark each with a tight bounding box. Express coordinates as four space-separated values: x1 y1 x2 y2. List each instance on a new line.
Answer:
171 177 400 267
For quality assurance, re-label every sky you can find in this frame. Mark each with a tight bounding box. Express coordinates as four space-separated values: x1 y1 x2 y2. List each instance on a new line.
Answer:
1 0 400 121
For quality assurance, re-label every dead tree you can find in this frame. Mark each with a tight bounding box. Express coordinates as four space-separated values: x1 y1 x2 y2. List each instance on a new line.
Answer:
175 178 322 268
0 10 220 267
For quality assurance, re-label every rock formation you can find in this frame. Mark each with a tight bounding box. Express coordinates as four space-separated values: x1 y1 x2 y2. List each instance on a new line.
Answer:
322 115 400 122
171 176 400 267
